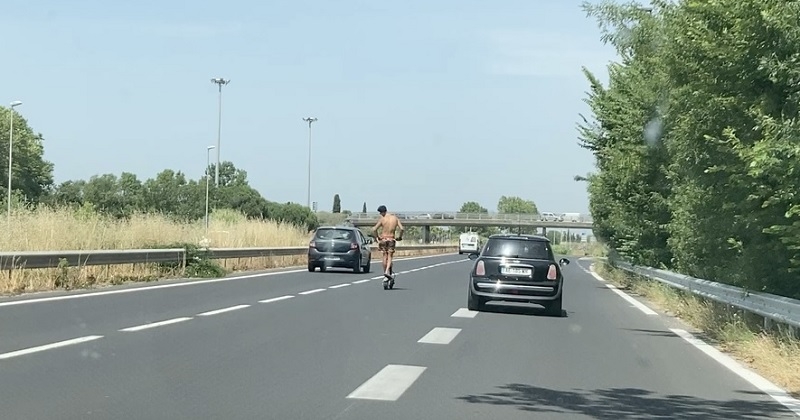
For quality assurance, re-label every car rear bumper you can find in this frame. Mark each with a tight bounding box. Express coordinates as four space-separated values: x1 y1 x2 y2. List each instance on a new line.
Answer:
308 250 361 268
470 276 562 302
459 245 480 253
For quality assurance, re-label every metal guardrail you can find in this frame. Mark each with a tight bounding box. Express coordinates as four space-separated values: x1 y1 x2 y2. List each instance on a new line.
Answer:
615 261 800 329
0 244 457 270
346 212 593 223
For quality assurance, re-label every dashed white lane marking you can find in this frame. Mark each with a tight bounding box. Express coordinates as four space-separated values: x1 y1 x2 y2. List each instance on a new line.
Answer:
354 279 373 284
298 288 326 295
346 364 427 401
368 259 466 279
0 335 104 360
329 283 351 289
451 308 478 318
418 327 461 345
197 304 250 316
670 328 800 416
119 317 193 332
259 295 294 303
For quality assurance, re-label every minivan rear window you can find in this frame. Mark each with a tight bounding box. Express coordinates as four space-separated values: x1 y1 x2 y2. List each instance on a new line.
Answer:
482 238 551 260
314 228 355 240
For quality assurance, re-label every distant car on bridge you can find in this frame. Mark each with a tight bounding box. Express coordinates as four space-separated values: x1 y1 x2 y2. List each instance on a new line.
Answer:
560 213 581 222
539 212 560 222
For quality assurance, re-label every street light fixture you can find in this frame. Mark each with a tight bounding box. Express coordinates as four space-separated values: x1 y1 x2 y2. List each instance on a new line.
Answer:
210 77 230 187
205 145 216 233
7 100 22 224
302 117 318 209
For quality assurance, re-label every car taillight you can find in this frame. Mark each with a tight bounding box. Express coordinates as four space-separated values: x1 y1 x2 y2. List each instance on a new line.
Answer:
475 261 485 276
547 264 557 280
309 241 316 249
351 242 359 250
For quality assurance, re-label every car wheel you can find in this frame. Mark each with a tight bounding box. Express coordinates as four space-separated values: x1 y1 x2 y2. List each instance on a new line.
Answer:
353 257 362 274
361 256 371 273
307 263 315 272
544 295 563 317
467 288 484 311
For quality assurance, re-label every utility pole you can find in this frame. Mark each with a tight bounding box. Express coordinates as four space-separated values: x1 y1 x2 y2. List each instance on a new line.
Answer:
302 117 318 209
210 77 230 187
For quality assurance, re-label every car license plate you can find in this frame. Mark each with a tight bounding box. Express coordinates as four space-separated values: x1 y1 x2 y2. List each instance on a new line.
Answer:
501 267 531 276
324 256 340 261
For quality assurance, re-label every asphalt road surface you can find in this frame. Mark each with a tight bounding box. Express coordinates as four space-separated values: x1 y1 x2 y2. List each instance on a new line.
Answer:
0 253 797 419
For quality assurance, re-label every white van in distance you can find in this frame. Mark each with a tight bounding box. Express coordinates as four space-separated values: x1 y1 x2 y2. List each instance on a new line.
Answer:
561 213 581 222
459 232 482 255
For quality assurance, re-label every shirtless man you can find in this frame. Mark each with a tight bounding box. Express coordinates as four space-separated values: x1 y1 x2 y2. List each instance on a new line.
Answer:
372 205 404 280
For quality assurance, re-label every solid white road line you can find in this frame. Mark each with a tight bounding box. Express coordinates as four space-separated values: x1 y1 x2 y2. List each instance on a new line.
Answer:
0 335 104 360
582 263 658 316
259 295 295 303
119 317 192 332
417 327 461 345
346 364 428 401
298 288 326 295
604 283 658 315
197 304 250 316
451 308 479 318
670 328 800 416
587 264 606 282
329 283 351 289
353 279 372 284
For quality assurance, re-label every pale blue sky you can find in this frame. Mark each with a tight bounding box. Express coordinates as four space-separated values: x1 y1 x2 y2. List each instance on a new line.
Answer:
2 0 617 214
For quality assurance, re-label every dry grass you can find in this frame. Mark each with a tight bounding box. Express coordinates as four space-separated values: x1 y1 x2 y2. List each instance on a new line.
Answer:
596 261 800 396
0 206 456 296
553 242 607 258
2 206 310 251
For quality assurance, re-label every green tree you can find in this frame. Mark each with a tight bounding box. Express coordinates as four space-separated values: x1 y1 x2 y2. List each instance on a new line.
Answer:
143 169 204 221
265 201 319 232
362 202 367 213
332 194 341 213
460 201 488 214
580 0 800 297
47 180 85 207
454 201 497 237
47 160 320 232
497 196 538 214
0 106 54 205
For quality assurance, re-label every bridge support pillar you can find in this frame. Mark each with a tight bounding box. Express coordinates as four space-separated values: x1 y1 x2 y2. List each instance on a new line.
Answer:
541 227 547 236
423 226 431 243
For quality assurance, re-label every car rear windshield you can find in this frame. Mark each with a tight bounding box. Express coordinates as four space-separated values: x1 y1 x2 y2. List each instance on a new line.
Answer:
482 238 551 260
314 228 356 240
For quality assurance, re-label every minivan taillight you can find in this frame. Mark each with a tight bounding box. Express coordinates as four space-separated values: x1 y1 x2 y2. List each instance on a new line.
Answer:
309 241 316 249
475 261 486 276
547 264 557 280
350 242 359 250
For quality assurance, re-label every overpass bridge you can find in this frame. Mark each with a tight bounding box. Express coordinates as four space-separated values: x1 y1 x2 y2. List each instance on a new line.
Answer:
344 212 593 242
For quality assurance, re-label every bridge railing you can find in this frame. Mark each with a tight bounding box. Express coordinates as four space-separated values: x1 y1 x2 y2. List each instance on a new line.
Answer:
346 212 593 223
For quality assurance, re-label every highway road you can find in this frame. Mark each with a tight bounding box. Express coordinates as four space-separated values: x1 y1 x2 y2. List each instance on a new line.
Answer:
0 253 797 419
